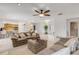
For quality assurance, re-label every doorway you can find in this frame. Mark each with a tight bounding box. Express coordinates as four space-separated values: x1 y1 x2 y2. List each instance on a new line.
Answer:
70 22 78 37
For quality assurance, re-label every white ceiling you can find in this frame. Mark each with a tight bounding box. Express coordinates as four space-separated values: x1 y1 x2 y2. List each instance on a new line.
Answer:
0 3 79 22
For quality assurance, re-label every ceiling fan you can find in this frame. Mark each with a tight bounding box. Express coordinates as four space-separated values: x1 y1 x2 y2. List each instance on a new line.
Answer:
33 9 50 17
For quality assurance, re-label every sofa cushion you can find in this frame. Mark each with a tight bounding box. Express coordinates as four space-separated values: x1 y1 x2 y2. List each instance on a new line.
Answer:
14 33 20 38
26 32 31 36
19 33 26 38
28 39 37 44
32 33 37 37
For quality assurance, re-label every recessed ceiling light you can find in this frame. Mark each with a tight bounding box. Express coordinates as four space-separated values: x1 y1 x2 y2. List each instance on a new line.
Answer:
17 3 21 6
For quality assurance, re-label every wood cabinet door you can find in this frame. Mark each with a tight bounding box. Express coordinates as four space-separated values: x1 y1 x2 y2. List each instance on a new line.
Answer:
70 22 78 37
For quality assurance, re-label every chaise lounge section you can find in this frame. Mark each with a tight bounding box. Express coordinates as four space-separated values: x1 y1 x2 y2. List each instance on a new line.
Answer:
28 39 47 54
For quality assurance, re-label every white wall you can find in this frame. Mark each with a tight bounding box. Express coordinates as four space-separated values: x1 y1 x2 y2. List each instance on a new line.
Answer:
54 16 67 37
35 20 54 35
0 16 68 37
18 22 26 33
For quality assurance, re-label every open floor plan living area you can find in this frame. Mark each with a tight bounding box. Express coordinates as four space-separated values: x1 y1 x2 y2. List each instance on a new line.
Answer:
0 3 79 55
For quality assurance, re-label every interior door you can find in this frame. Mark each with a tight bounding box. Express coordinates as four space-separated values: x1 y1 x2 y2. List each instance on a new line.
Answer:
70 22 78 37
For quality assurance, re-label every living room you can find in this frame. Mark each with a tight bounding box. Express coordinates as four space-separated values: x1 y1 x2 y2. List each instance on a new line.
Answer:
0 3 79 55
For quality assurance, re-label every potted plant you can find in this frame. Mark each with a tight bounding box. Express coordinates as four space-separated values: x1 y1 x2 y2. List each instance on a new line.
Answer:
44 24 48 34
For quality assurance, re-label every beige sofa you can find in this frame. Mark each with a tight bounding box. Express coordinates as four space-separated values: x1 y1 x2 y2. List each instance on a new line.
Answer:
11 32 40 47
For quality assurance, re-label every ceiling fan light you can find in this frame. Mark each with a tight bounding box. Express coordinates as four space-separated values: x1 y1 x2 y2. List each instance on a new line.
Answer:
39 14 44 17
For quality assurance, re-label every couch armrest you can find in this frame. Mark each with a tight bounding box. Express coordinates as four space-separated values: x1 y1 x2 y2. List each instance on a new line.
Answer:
11 38 18 41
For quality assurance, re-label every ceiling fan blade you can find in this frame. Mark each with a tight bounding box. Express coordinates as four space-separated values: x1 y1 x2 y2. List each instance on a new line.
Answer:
33 14 39 16
44 10 50 13
44 14 50 16
34 10 40 13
